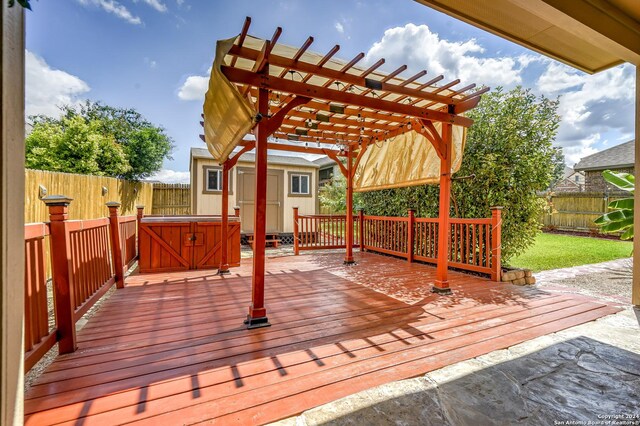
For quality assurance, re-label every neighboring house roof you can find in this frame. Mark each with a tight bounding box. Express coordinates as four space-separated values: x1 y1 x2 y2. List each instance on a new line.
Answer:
313 156 336 168
574 140 635 172
190 147 319 168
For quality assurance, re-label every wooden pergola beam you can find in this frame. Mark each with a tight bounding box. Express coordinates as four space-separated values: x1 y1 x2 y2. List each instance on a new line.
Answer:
229 45 464 106
224 66 473 127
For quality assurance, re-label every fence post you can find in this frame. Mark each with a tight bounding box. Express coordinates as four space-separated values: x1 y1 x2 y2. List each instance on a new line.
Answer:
357 208 365 251
490 206 503 282
293 206 299 255
43 195 77 354
407 209 415 263
234 206 240 217
107 202 125 289
136 205 144 257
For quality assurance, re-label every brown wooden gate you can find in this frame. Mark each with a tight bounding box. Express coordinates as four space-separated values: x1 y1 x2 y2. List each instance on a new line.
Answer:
138 217 241 273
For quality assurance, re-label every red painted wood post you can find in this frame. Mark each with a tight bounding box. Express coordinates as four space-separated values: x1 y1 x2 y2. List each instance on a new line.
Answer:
434 123 453 294
357 208 365 251
344 147 355 264
246 87 270 329
407 209 415 263
136 205 144 257
293 206 299 255
106 202 125 289
218 162 231 275
43 195 77 354
490 206 503 282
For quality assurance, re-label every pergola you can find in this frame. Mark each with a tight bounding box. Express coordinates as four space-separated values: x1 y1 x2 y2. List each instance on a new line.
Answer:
202 17 487 328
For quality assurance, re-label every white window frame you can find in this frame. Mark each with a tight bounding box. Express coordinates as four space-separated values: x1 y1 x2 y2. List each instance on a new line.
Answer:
206 168 223 192
290 173 310 195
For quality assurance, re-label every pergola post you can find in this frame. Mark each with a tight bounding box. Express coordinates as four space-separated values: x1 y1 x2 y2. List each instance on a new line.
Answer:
634 66 639 307
344 146 355 264
246 87 271 329
218 161 231 275
433 123 453 294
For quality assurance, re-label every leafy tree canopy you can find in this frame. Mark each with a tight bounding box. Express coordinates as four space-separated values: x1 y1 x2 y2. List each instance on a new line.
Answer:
27 101 174 180
343 86 561 263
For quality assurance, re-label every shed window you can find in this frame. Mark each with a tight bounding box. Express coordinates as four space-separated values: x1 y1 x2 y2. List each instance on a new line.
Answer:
206 169 223 191
291 174 309 195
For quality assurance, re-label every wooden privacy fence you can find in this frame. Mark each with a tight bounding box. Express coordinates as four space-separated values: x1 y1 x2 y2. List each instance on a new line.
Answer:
540 191 625 232
23 197 144 372
25 169 153 223
152 183 191 215
293 207 502 280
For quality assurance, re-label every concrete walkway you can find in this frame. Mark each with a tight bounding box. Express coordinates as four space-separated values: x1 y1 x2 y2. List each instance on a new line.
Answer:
272 259 640 426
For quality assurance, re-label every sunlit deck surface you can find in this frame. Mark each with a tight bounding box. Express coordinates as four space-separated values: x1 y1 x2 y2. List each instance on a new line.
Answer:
25 252 621 425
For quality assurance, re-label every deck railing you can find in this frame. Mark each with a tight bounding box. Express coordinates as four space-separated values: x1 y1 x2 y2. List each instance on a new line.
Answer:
23 198 142 372
293 207 502 280
24 223 56 372
293 207 360 253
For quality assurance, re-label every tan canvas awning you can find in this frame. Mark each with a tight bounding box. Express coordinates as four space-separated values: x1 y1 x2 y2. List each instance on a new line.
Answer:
202 18 485 191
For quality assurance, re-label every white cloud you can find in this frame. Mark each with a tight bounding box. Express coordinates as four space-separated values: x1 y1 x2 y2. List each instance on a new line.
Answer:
177 67 211 101
25 51 90 118
144 57 157 68
334 22 344 34
147 169 190 183
77 0 142 24
139 0 167 12
365 23 533 89
536 62 635 164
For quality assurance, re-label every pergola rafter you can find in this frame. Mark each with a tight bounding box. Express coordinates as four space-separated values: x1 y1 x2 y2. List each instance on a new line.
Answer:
205 16 487 328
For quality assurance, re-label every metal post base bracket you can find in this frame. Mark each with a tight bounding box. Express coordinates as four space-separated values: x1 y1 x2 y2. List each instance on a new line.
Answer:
431 286 452 295
343 260 356 265
244 315 271 329
217 269 231 275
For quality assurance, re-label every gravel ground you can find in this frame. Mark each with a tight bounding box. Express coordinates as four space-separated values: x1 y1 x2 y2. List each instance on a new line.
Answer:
535 257 633 303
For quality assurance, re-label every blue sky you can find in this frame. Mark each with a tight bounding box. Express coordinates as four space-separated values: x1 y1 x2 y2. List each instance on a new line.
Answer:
26 0 636 182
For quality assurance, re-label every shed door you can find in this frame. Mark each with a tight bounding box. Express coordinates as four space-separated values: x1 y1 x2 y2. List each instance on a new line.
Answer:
238 168 283 233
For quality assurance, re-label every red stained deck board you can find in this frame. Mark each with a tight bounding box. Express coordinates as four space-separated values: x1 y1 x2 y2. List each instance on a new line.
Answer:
24 252 621 425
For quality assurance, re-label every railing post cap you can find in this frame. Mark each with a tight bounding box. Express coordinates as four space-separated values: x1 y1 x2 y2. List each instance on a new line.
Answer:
42 195 73 206
490 206 504 210
356 207 365 211
233 206 240 209
407 208 416 212
136 205 145 209
293 206 299 209
106 201 122 208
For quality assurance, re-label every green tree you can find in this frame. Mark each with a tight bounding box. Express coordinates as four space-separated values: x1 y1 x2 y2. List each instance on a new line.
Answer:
318 175 363 213
358 86 561 263
26 115 130 176
27 101 173 180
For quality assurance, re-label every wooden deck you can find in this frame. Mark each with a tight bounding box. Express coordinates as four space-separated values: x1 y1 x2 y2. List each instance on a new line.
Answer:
24 252 621 425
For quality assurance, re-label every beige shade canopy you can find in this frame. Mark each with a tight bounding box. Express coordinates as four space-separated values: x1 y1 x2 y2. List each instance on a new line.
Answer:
203 19 485 191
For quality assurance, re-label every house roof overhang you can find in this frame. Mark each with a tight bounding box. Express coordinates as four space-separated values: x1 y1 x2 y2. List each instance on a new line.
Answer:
415 0 640 73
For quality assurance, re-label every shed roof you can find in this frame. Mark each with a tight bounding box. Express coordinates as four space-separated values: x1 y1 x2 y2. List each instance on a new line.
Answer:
574 140 635 171
190 147 319 168
313 156 337 168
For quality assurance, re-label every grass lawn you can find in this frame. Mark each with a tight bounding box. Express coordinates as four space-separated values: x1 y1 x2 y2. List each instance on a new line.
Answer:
508 232 632 272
